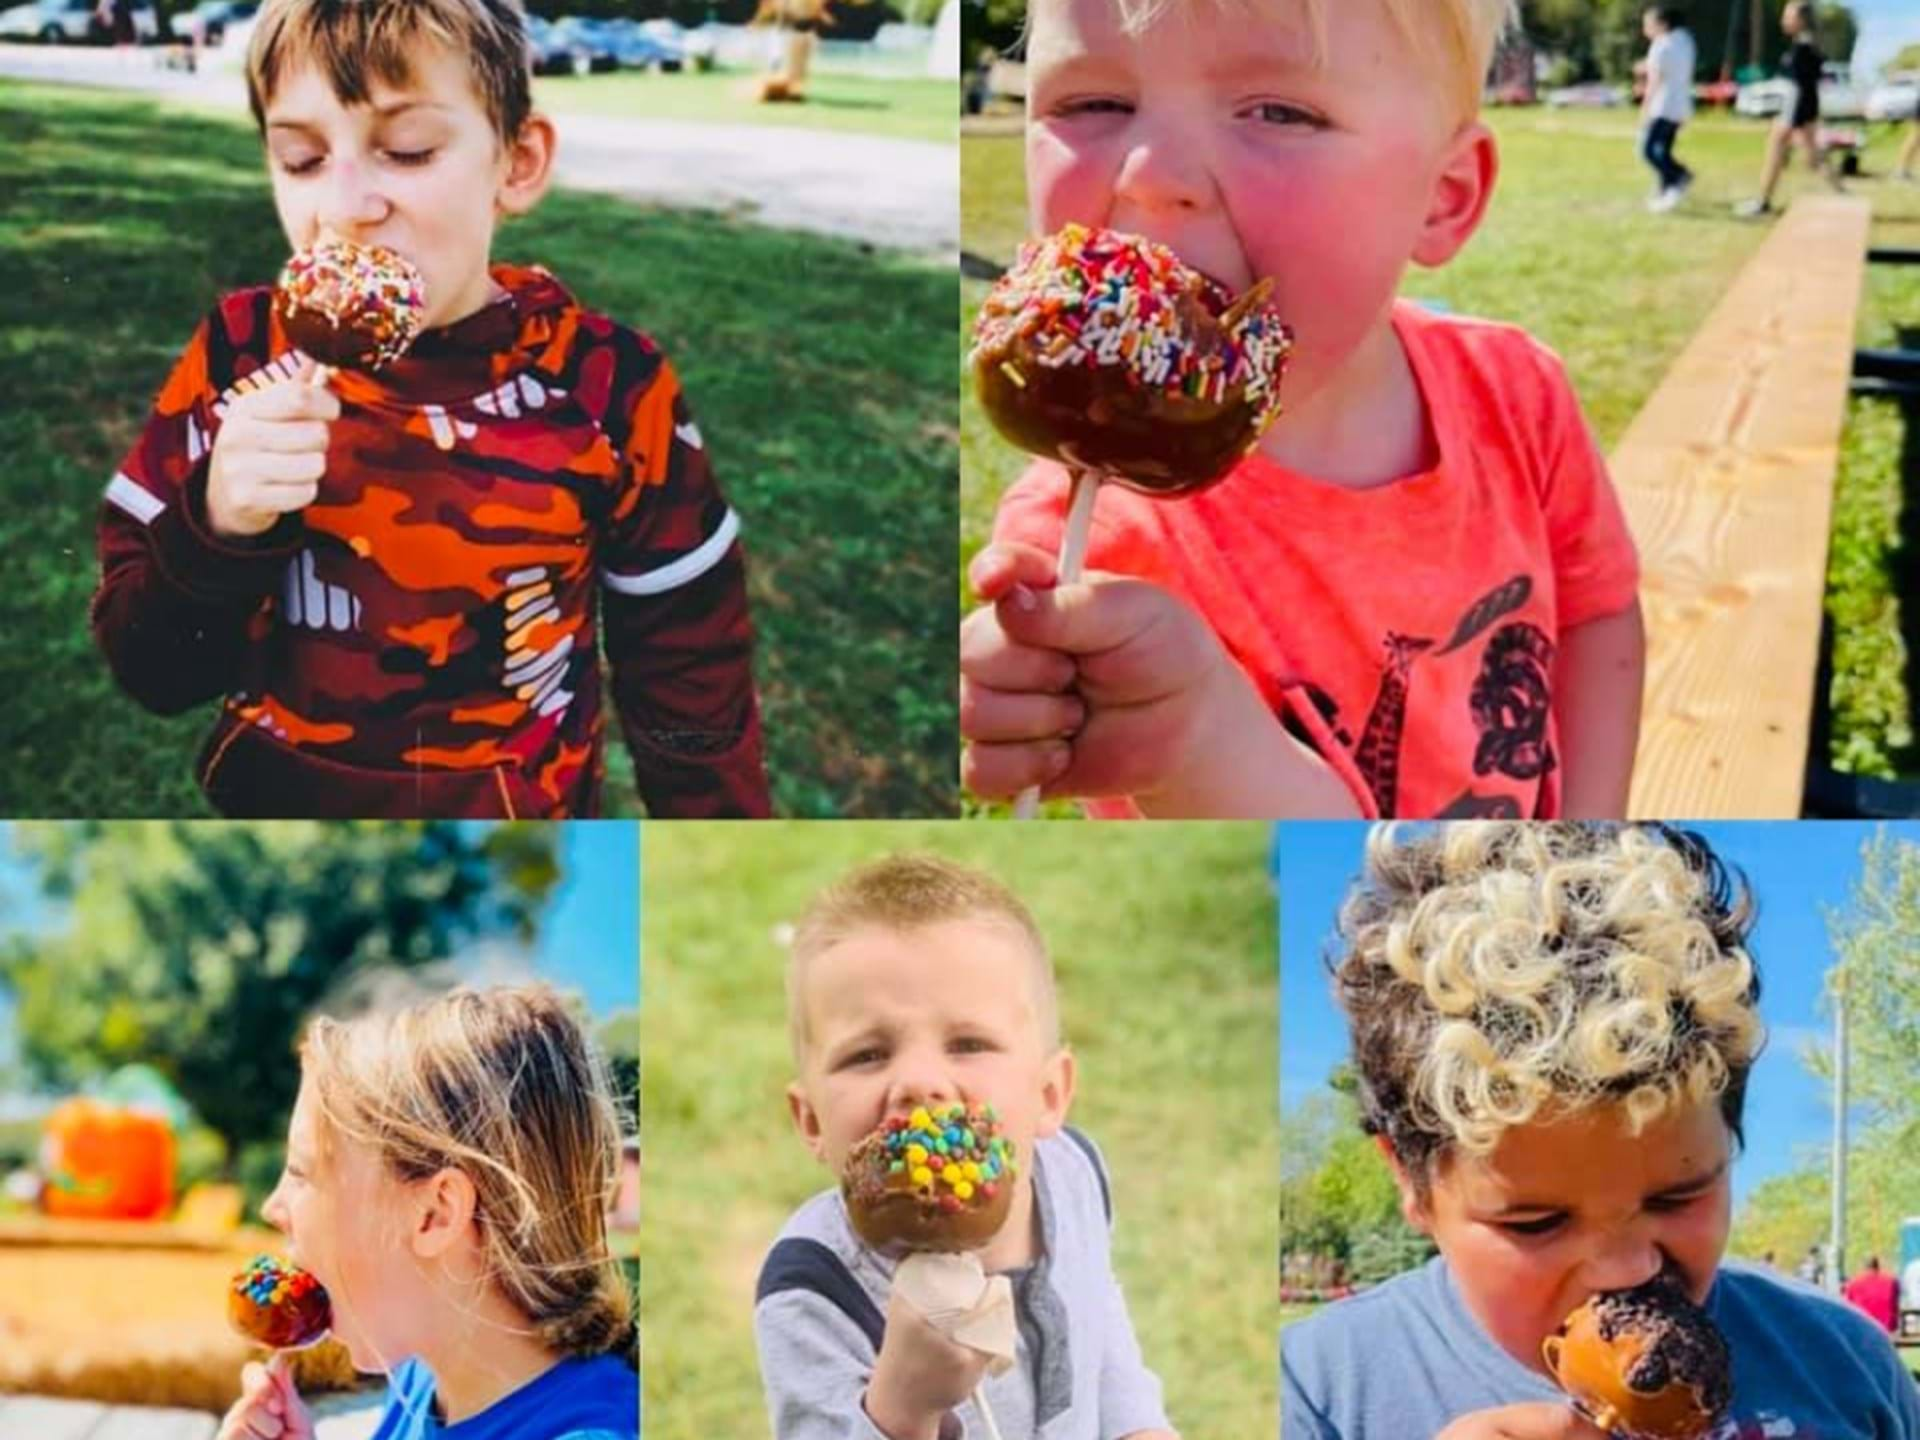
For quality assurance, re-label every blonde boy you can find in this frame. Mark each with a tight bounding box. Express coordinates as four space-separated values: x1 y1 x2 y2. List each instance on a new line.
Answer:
960 0 1645 821
756 855 1175 1440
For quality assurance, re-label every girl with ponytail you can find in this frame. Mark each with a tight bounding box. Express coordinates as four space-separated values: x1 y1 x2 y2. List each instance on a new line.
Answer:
218 984 638 1440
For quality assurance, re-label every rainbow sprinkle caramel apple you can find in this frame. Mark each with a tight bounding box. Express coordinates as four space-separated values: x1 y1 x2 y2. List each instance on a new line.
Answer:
1541 1272 1732 1440
969 223 1293 494
229 1254 333 1349
274 238 428 373
842 1102 1017 1252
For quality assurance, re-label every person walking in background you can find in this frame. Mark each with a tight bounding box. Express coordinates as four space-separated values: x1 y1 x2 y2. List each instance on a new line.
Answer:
1798 1244 1824 1287
1845 1256 1900 1334
1640 6 1696 212
1736 0 1843 216
1896 116 1919 183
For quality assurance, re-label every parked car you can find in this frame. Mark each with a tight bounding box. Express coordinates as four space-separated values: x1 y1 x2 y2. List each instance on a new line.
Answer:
183 0 254 46
525 14 591 76
1866 75 1919 123
549 14 617 72
1736 63 1864 119
0 0 153 42
639 17 712 70
1545 82 1626 108
602 17 681 71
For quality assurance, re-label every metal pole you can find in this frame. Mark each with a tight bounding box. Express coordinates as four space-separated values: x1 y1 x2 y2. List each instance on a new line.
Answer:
1830 964 1848 1294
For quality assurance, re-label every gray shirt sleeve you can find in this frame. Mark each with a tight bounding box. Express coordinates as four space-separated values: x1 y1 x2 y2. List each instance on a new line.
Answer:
1094 1263 1175 1438
756 1288 903 1440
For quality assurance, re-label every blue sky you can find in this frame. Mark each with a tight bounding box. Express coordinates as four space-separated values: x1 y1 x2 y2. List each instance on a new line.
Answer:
1852 0 1920 77
0 823 638 1086
1278 823 1900 1209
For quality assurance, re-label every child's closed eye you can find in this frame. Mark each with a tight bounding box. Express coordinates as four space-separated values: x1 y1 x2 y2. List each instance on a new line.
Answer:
382 149 438 168
1237 100 1327 129
1046 96 1133 120
1496 1213 1566 1238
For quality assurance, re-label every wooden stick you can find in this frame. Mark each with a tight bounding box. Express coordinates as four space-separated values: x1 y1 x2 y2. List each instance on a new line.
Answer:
1011 465 1099 820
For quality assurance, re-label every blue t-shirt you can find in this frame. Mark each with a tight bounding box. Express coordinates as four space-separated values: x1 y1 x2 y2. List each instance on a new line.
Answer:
369 1354 639 1440
1283 1257 1920 1439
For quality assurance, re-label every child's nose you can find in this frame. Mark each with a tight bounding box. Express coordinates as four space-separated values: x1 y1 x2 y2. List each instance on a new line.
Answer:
1111 122 1214 217
883 1064 958 1115
318 157 390 235
1581 1236 1665 1295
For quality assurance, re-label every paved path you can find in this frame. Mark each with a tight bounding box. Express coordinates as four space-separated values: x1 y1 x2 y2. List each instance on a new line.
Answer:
0 46 957 254
0 1392 381 1439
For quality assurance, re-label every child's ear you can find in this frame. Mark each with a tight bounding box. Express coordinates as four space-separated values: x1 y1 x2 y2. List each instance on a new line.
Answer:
786 1080 829 1163
1032 1046 1077 1139
497 113 557 218
1410 121 1498 270
1374 1134 1434 1235
412 1166 479 1259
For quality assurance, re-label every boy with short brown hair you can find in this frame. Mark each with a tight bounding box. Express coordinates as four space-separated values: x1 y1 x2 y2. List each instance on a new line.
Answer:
94 0 768 819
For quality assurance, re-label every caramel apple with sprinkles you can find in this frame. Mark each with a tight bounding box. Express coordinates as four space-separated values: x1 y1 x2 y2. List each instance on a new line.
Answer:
274 238 428 377
968 223 1292 817
970 224 1292 495
229 1253 332 1350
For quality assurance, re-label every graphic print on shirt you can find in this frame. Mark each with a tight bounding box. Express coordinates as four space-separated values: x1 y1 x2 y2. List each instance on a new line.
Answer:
1353 632 1435 814
1468 621 1556 782
1345 574 1545 815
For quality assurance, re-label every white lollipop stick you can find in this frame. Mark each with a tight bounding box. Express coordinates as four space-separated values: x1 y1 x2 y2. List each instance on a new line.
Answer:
1011 464 1100 819
971 1384 1005 1440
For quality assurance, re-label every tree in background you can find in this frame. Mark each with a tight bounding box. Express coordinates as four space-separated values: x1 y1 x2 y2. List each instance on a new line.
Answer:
0 822 559 1175
1727 830 1920 1275
1280 1076 1435 1286
961 0 1025 60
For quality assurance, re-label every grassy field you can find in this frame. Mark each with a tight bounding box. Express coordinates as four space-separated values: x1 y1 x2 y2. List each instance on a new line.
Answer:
535 69 957 146
960 107 1920 789
640 822 1278 1440
0 80 956 818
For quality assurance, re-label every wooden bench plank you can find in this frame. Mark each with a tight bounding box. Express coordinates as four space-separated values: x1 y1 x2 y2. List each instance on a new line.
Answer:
1616 193 1873 817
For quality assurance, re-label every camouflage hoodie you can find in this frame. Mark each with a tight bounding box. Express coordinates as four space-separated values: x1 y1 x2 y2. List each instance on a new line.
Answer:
94 264 769 818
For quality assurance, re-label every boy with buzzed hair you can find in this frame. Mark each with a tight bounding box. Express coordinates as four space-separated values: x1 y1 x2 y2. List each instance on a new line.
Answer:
94 0 769 819
960 0 1645 822
757 853 1176 1440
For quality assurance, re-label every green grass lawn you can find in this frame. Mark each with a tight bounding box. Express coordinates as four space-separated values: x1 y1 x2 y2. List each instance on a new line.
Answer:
641 822 1278 1440
535 68 957 146
960 107 1920 793
0 79 957 818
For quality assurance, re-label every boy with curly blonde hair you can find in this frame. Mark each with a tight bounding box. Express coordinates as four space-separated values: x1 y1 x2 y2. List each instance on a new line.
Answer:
1282 823 1920 1439
961 0 1644 820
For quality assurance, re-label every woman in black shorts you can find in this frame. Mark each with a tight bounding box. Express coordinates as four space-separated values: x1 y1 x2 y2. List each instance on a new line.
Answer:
1736 0 1844 216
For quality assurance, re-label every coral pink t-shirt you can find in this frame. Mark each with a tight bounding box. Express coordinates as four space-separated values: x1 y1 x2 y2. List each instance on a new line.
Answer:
992 301 1640 819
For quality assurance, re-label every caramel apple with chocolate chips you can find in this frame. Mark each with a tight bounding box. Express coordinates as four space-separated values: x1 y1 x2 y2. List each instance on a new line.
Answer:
1542 1271 1731 1440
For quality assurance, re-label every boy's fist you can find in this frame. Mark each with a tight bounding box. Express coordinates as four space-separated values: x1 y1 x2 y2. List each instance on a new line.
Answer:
960 541 1262 807
864 1286 993 1440
217 1355 316 1440
205 355 339 540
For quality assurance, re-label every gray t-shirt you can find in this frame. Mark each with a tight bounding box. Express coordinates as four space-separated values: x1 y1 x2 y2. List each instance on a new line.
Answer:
1283 1256 1920 1439
754 1129 1173 1440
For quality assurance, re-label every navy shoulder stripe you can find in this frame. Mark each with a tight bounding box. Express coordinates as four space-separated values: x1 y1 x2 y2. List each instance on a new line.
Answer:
1062 1126 1112 1224
755 1237 885 1351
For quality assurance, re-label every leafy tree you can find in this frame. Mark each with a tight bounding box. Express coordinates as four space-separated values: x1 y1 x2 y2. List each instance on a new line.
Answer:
1 822 559 1172
1816 830 1920 1130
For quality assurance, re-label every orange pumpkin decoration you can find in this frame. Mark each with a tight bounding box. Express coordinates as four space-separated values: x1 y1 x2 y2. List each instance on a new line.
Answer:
40 1099 176 1220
